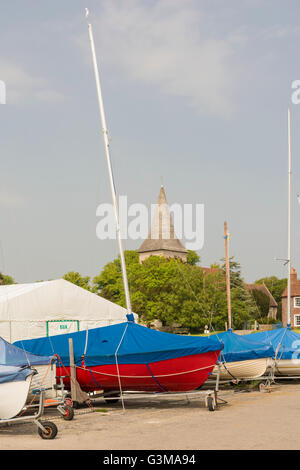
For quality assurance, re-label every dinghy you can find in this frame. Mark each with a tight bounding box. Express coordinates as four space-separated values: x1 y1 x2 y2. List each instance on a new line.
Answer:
15 321 223 393
211 330 273 380
0 336 56 398
244 328 300 376
0 365 33 419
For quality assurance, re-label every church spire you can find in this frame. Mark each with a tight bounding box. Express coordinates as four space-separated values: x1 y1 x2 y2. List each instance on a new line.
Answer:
138 186 187 263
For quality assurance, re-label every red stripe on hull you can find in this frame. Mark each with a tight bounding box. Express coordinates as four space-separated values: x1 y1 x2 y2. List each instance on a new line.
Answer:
57 350 220 393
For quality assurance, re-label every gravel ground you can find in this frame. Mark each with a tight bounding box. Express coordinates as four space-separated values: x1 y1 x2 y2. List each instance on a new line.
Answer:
1 383 300 450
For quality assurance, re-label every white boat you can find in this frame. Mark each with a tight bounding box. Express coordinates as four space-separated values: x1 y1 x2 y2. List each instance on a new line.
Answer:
274 359 300 376
0 365 33 419
213 358 269 381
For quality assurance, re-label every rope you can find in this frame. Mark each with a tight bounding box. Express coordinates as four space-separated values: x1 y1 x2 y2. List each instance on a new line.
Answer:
146 364 168 392
76 362 217 379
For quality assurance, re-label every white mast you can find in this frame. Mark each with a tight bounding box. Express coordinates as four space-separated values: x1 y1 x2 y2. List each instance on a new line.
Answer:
287 108 291 327
85 9 132 315
224 222 232 330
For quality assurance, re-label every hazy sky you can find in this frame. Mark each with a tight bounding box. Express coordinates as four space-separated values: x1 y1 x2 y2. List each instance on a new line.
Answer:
0 0 300 284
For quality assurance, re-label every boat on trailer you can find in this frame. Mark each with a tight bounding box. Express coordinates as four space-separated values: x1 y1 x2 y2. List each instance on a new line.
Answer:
15 320 223 393
243 328 300 377
0 335 56 399
210 330 273 381
0 365 33 419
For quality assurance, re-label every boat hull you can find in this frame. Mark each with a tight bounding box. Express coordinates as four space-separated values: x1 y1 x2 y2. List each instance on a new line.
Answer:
212 358 269 380
274 359 300 376
0 375 32 420
56 350 221 393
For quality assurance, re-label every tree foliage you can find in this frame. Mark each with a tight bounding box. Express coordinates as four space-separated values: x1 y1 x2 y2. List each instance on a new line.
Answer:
93 251 256 332
0 272 15 285
63 271 91 291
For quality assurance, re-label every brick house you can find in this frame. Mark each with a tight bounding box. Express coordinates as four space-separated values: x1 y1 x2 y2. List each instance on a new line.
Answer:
282 268 300 327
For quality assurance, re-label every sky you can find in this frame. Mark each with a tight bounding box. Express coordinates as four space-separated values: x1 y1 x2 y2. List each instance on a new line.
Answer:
0 0 300 284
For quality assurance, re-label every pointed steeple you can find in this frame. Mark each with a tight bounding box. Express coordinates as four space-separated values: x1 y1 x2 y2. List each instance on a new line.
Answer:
138 185 187 263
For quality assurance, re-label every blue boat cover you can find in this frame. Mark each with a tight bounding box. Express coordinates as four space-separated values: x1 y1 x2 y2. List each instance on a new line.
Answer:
243 328 300 360
14 322 223 367
0 365 32 384
212 330 274 363
0 336 54 367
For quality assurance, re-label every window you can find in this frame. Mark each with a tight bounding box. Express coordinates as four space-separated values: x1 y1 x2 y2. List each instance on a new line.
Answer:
294 315 300 327
294 297 300 308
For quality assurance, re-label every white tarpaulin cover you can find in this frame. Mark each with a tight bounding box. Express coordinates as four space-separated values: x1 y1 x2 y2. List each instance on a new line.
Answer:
0 279 136 343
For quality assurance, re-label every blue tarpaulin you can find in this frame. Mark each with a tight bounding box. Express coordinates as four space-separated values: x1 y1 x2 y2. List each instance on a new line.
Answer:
212 330 274 363
243 328 300 360
0 365 32 384
14 322 224 367
0 336 54 367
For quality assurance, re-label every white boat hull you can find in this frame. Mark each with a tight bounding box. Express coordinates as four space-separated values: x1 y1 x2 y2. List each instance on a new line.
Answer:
213 358 269 380
274 359 300 376
0 374 32 419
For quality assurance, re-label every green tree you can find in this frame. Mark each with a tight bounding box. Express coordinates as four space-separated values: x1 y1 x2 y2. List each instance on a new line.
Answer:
221 257 257 329
94 251 229 332
255 276 287 320
63 271 91 291
0 272 15 285
186 250 200 266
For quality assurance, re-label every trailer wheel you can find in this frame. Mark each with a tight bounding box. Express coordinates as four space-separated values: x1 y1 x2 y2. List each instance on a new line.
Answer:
38 421 58 440
63 404 74 421
207 396 215 412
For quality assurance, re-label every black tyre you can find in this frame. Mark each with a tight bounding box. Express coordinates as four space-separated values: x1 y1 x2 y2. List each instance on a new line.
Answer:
63 404 74 421
38 421 58 440
207 396 215 412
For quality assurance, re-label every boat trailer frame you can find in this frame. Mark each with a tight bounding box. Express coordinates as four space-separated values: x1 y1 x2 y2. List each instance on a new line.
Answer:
87 364 226 412
0 388 58 439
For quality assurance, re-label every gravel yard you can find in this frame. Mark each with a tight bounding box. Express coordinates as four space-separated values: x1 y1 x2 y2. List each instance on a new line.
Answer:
1 383 300 450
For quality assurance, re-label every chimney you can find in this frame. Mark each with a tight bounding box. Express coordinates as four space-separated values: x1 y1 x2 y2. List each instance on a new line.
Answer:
291 267 297 284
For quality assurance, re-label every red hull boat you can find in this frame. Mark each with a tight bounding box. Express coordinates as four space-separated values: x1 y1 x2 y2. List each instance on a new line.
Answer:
57 350 220 393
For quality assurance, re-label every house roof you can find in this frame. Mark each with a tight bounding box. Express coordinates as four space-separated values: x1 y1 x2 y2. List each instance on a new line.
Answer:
246 283 278 307
138 186 187 254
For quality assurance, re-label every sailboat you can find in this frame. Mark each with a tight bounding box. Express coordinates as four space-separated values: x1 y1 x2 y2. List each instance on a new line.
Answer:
244 114 300 376
211 222 272 380
14 10 223 395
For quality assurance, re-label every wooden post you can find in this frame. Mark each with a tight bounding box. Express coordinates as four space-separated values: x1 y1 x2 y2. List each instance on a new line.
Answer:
69 338 88 404
224 222 232 330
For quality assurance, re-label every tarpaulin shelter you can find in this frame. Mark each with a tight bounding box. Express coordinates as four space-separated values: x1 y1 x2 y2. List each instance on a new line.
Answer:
0 279 137 343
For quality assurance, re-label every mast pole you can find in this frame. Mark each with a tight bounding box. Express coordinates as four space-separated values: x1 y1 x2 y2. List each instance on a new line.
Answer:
85 9 132 314
224 222 232 330
287 108 291 327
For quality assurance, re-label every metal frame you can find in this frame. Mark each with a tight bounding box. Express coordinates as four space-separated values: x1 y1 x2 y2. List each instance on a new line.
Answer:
88 364 225 412
0 388 49 434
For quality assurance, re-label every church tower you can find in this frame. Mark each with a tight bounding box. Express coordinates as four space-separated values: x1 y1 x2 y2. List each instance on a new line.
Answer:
138 186 187 263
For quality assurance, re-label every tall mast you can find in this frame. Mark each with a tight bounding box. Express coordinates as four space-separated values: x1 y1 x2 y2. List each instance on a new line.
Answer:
85 9 132 315
224 221 232 330
287 108 291 327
